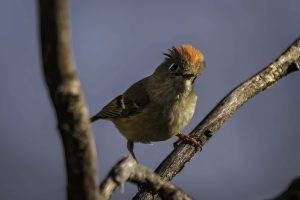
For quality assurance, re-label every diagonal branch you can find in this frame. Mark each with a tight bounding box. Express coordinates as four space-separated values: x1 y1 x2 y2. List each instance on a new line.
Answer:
38 1 100 200
100 156 192 200
134 37 300 199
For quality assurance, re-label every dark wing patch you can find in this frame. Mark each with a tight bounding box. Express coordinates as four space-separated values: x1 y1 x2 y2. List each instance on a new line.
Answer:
90 77 150 122
90 94 148 121
99 95 124 118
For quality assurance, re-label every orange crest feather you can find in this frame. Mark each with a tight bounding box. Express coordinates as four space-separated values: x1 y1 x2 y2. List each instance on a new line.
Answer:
175 45 204 64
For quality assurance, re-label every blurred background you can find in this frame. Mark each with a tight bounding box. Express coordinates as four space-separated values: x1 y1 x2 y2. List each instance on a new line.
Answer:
0 0 300 199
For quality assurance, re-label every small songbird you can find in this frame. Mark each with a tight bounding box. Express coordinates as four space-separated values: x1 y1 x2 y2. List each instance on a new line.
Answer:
91 45 205 160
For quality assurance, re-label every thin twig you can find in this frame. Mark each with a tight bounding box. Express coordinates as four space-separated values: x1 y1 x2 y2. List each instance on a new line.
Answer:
38 1 100 200
134 38 300 199
100 156 192 200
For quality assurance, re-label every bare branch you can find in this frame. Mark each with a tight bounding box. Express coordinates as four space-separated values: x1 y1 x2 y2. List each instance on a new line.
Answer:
134 38 300 199
38 1 100 200
100 156 192 200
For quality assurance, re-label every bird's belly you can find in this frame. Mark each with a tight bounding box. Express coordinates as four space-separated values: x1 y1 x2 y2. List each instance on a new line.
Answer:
113 95 197 143
113 110 173 143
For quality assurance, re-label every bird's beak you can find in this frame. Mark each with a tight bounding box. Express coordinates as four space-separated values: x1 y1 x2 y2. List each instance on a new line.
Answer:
182 73 195 79
175 72 197 84
175 72 195 79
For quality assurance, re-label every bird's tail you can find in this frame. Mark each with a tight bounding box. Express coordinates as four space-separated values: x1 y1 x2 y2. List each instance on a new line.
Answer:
90 114 101 123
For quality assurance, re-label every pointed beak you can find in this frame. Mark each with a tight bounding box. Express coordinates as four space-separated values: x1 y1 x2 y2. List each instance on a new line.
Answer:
174 72 197 84
175 72 196 79
182 73 195 79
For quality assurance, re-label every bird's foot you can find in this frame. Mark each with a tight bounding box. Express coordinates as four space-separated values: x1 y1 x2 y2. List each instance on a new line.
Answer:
174 133 202 151
127 141 138 161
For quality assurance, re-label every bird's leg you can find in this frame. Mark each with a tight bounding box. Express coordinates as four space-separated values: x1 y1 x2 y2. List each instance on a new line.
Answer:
174 133 202 150
127 140 137 161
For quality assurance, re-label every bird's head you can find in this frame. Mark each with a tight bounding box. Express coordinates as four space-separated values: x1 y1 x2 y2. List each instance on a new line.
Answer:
153 45 205 86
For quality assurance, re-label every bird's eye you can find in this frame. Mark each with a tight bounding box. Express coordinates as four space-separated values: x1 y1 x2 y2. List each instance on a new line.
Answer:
169 63 179 72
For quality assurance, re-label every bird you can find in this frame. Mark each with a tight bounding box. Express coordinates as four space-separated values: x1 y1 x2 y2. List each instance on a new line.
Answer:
90 45 205 160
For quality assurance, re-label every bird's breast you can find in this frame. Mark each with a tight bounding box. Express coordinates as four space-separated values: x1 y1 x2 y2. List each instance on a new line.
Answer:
164 92 197 135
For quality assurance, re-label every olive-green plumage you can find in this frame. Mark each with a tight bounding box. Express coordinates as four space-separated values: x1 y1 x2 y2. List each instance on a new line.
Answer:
91 45 205 159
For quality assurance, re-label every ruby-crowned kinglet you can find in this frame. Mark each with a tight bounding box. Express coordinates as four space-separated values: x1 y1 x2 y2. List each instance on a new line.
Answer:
91 45 205 160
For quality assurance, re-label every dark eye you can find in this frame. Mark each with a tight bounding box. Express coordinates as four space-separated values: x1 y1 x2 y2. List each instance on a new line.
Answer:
169 63 179 72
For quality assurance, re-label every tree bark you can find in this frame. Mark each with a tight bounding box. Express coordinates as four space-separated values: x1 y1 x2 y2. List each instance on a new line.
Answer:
100 156 192 200
38 1 100 200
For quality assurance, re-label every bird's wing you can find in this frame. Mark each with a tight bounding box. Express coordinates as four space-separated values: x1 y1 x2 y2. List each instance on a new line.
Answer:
90 77 150 122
